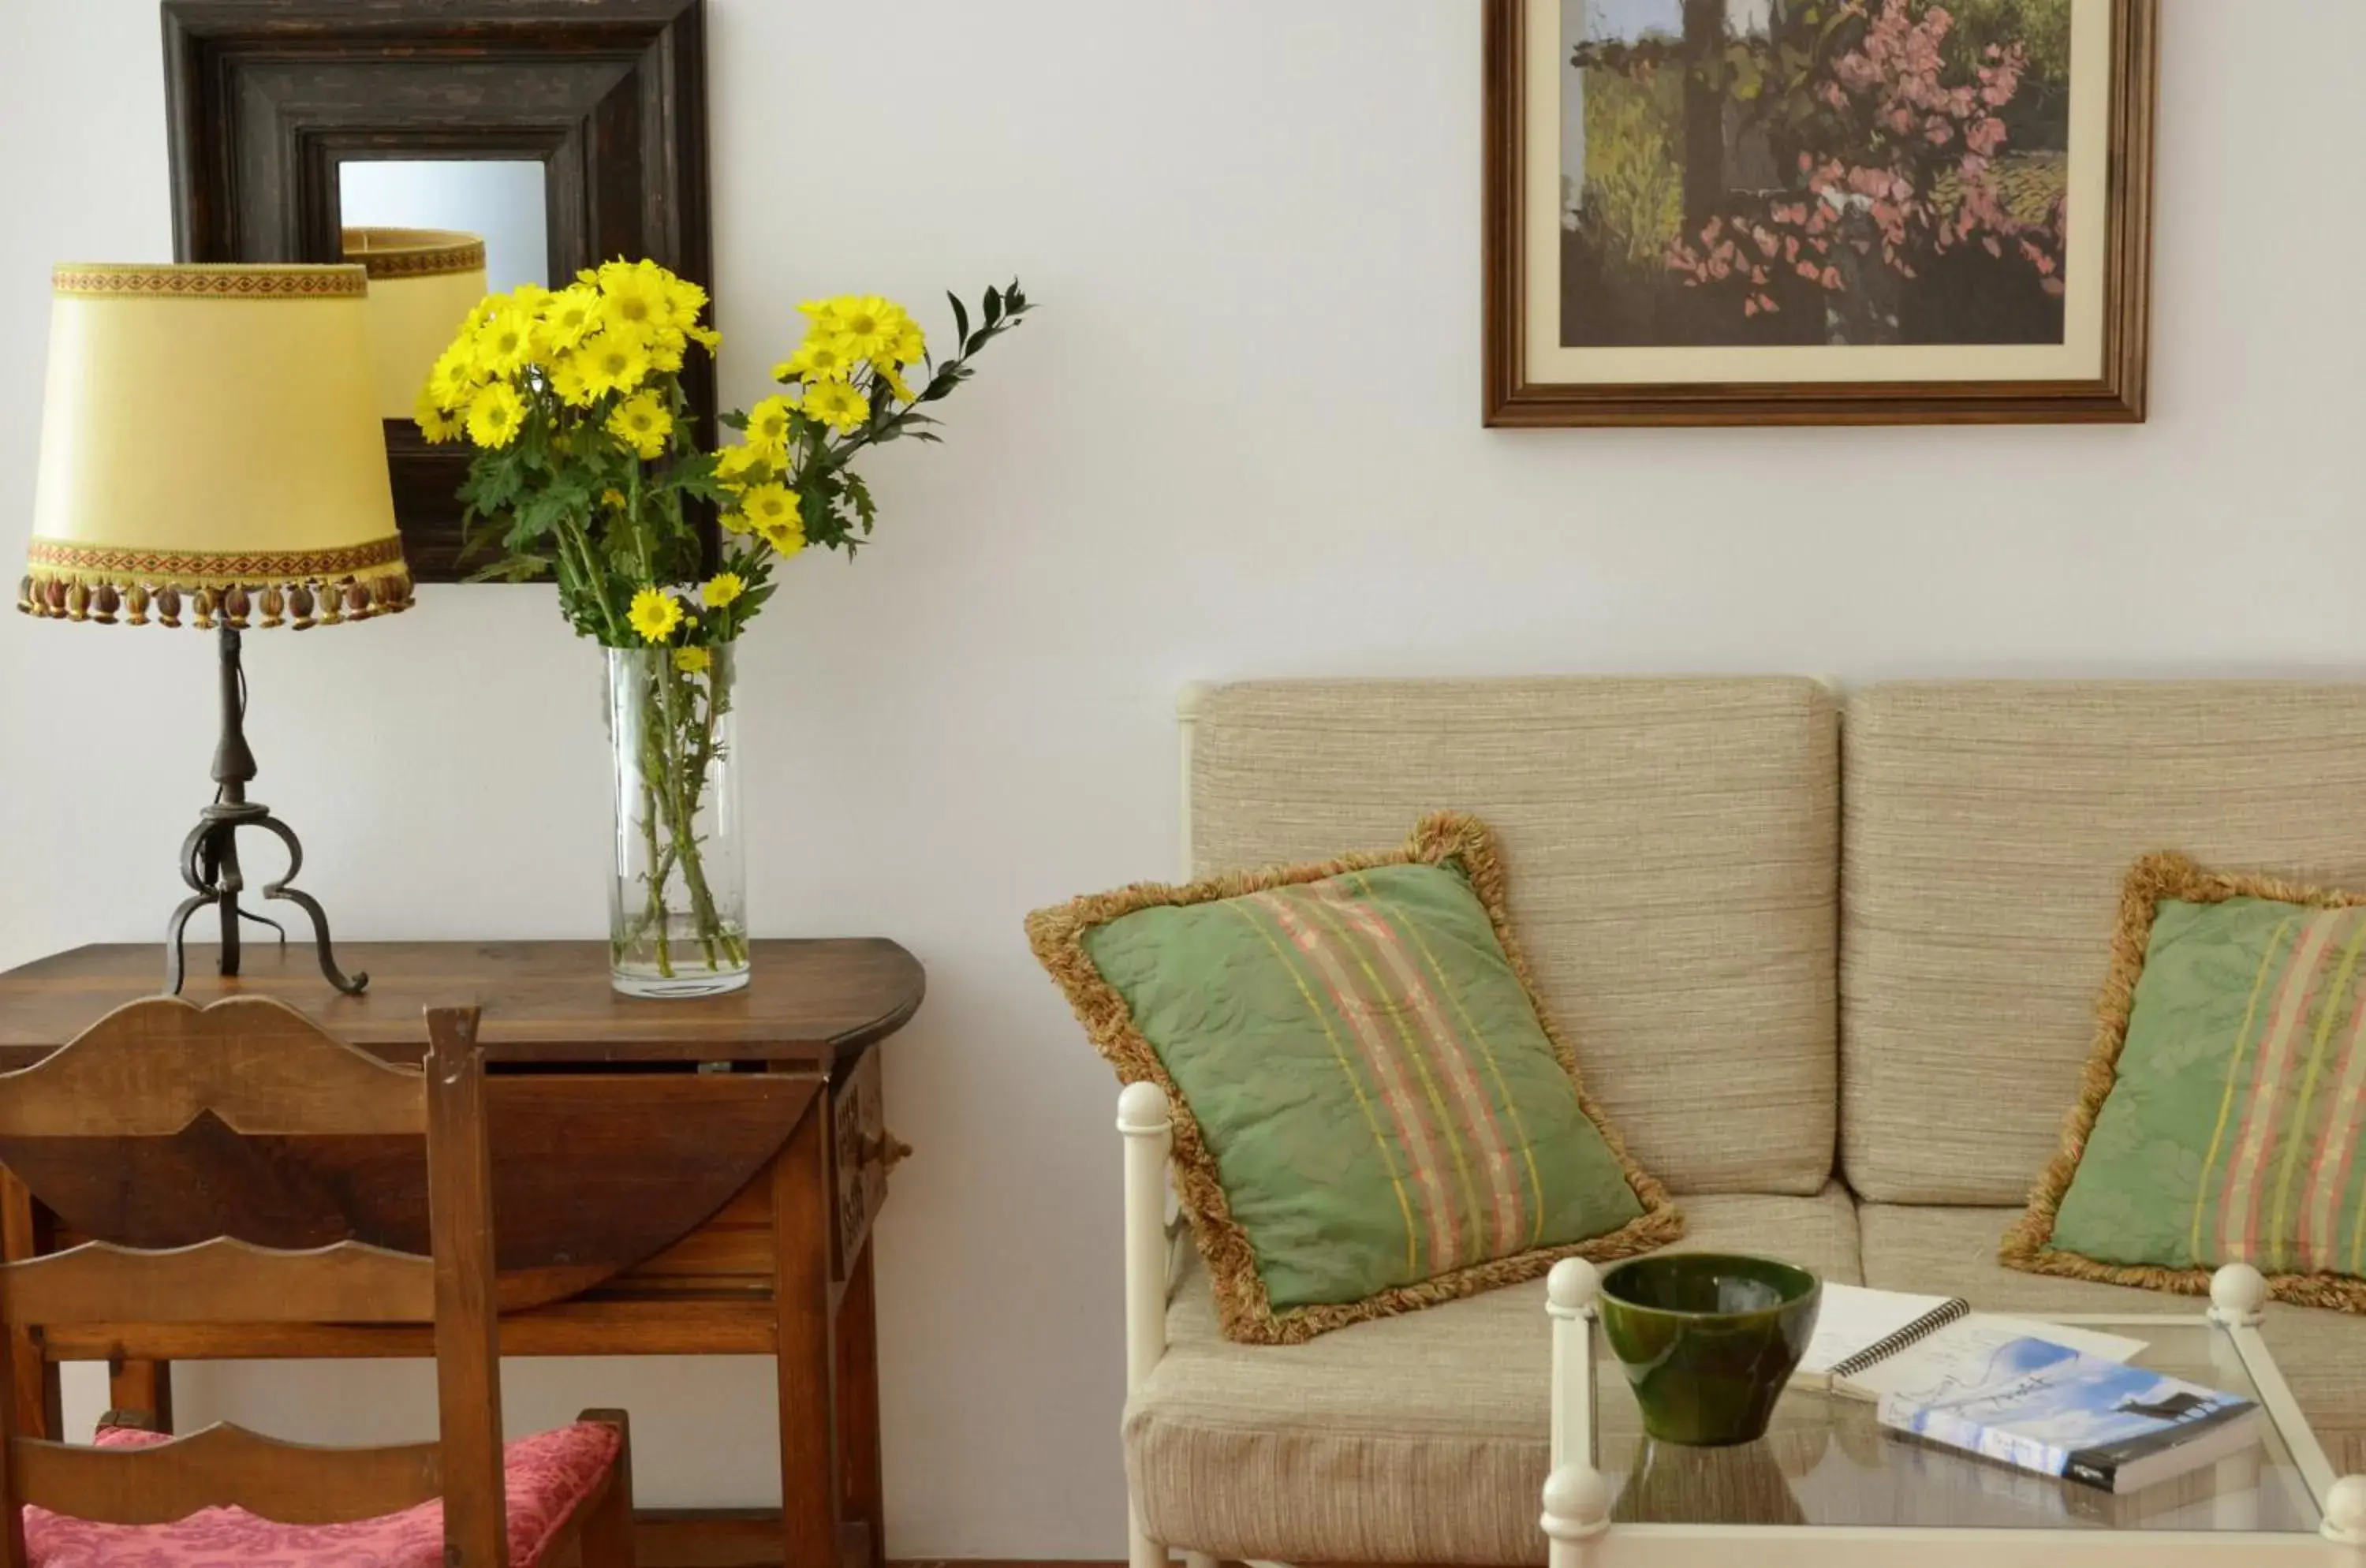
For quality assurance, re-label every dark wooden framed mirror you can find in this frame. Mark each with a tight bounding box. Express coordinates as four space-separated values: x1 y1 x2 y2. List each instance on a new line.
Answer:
162 0 715 581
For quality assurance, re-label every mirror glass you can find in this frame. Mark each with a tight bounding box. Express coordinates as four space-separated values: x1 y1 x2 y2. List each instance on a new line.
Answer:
339 159 550 290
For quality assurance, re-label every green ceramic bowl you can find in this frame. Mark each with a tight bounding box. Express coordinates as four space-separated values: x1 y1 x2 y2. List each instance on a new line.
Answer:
1595 1253 1822 1448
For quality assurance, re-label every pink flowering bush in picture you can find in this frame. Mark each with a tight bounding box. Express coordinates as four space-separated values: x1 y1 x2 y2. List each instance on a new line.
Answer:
1564 0 2073 349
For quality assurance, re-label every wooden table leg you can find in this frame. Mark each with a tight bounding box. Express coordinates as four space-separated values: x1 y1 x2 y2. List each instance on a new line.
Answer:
835 1244 886 1568
774 1096 838 1568
0 1171 60 1440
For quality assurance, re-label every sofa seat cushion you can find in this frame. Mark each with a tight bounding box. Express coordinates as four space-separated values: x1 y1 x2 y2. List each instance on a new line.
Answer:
1126 1185 1862 1565
1860 1203 2366 1473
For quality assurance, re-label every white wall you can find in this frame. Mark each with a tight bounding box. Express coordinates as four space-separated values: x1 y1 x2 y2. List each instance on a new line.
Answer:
2 1 2360 1556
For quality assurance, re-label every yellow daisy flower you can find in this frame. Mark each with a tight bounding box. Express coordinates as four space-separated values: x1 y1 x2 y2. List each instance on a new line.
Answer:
686 323 722 353
598 261 674 336
878 362 916 404
702 572 746 609
745 394 798 454
627 587 684 644
425 342 482 412
776 328 855 383
886 321 927 366
472 301 536 379
536 284 603 357
465 381 528 449
549 357 596 409
759 517 808 557
718 509 754 536
663 274 710 330
802 379 869 433
713 442 771 494
601 488 627 510
740 483 800 541
827 295 908 364
674 646 713 674
416 402 464 445
574 330 652 400
606 391 673 461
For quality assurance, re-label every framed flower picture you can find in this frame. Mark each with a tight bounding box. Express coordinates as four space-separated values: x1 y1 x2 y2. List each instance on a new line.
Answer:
1483 0 2159 426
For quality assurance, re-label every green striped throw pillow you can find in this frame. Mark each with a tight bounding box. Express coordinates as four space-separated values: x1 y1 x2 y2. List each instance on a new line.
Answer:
2006 853 2366 1313
1028 812 1680 1345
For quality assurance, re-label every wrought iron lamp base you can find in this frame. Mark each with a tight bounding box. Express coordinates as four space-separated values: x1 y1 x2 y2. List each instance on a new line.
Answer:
162 623 367 997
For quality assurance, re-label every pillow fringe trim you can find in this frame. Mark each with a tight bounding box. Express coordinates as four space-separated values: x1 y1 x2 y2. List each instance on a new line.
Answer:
1025 809 1683 1346
2000 852 2366 1314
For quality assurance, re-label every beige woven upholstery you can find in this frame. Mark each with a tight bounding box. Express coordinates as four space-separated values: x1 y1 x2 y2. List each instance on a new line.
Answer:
1121 675 2366 1566
1189 678 1838 1197
1128 1187 1863 1565
1858 1203 2366 1474
1841 681 2366 1205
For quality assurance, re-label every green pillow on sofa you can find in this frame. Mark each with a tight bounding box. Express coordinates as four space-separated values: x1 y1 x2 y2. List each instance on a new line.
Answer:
2006 853 2366 1311
1028 811 1679 1345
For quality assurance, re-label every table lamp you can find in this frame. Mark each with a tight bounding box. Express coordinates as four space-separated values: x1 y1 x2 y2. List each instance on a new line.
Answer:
18 263 413 997
341 227 488 419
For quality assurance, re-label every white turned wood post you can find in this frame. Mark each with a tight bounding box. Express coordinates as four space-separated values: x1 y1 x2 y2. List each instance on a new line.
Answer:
1543 1259 1608 1566
2324 1475 2366 1547
2208 1260 2267 1328
1120 1081 1174 1568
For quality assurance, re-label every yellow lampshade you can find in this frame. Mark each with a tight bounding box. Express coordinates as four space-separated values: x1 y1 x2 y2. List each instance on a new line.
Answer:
21 263 410 630
342 227 488 420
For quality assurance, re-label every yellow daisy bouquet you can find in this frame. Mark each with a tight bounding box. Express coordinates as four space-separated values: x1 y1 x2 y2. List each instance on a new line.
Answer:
420 259 1031 994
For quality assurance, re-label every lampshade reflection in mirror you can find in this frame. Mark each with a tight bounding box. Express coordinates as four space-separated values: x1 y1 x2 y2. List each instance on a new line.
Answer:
338 159 550 290
343 227 488 420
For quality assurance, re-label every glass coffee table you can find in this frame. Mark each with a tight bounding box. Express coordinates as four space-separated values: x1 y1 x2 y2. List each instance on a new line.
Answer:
1542 1260 2366 1564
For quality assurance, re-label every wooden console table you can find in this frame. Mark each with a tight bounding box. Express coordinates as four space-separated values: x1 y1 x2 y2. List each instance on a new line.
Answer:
0 939 926 1568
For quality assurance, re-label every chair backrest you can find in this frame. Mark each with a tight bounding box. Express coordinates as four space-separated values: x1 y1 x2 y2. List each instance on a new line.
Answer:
0 995 510 1566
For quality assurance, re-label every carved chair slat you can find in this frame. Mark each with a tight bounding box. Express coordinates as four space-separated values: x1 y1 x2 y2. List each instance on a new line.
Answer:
0 1238 434 1327
9 1424 442 1525
0 996 424 1139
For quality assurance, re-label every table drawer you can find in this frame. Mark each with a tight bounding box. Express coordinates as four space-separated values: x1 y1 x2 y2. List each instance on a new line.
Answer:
832 1047 896 1279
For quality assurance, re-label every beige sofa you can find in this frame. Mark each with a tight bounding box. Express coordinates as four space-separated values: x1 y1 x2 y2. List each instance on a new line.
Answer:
1116 677 2366 1566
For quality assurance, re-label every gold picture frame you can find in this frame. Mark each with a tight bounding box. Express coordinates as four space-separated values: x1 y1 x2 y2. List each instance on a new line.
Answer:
1483 0 2159 426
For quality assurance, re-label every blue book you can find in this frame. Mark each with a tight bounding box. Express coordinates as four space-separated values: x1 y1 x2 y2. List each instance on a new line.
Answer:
1875 1336 2262 1495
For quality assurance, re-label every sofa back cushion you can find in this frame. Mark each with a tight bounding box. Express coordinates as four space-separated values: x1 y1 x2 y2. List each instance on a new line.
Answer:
1188 678 1838 1196
1842 682 2366 1205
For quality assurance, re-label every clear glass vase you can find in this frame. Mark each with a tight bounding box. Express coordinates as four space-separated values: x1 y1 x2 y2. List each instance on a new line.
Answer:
606 643 748 997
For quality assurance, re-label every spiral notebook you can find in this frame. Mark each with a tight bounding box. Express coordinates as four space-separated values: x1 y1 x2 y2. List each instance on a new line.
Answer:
1793 1284 2145 1401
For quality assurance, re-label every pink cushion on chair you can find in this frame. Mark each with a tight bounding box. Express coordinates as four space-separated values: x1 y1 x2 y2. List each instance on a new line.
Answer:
24 1421 620 1568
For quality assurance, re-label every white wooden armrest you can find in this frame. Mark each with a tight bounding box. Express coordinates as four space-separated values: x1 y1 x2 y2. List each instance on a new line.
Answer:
1119 1081 1174 1568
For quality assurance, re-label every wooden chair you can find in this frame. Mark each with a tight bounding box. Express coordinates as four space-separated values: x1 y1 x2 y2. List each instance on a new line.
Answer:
0 995 636 1568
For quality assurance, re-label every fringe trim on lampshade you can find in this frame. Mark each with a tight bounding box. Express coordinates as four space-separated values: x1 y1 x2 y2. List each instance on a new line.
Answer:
1025 809 1684 1346
18 540 414 631
2000 852 2366 1313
